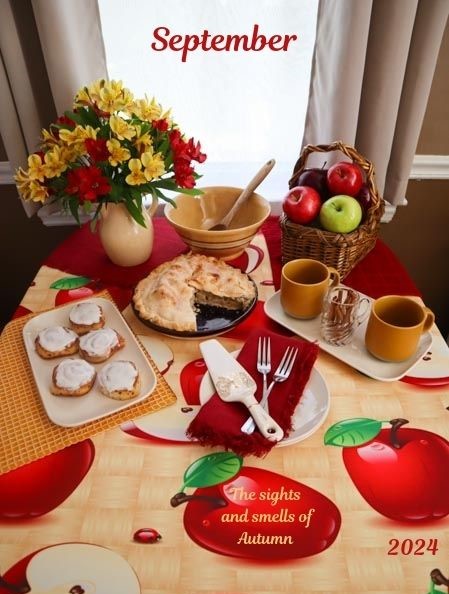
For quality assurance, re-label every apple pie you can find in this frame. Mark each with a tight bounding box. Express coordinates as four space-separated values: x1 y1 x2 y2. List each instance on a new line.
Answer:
133 253 256 332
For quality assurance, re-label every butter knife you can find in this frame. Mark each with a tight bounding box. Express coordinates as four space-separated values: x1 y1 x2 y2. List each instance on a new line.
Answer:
200 339 284 442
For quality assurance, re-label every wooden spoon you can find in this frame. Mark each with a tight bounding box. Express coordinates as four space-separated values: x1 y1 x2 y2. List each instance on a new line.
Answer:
201 159 275 231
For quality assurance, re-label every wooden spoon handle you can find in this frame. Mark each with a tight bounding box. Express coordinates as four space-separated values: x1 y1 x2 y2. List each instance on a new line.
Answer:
220 159 275 228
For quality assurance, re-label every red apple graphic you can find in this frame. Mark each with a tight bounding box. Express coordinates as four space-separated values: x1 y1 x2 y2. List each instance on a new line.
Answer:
0 543 140 593
429 569 449 594
171 453 341 560
52 276 96 305
325 418 449 522
0 440 95 519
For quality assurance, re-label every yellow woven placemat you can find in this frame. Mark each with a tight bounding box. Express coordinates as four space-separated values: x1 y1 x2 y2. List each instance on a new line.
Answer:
0 291 177 475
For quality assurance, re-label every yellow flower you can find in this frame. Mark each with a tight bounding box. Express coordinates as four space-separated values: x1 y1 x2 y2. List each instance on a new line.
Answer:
134 125 153 153
28 181 49 203
15 167 32 198
27 154 46 182
41 127 59 147
125 158 147 186
107 139 131 166
141 150 166 180
132 96 162 121
109 115 136 141
59 125 98 146
97 81 134 113
43 146 68 178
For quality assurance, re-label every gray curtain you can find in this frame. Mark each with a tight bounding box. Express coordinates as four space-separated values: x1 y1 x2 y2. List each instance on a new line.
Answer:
0 0 108 215
302 0 449 207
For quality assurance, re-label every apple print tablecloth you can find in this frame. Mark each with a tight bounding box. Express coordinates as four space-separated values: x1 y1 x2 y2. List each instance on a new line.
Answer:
1 216 449 594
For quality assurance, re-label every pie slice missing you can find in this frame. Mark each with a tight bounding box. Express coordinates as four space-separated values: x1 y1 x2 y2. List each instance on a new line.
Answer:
133 253 256 332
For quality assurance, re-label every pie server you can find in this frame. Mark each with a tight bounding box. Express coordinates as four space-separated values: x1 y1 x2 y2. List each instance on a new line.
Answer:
200 339 284 442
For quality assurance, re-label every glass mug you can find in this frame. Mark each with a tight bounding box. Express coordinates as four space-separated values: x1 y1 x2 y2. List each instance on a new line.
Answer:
320 286 370 346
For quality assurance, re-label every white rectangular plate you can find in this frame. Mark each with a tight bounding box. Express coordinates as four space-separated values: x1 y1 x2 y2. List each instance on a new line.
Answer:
22 297 157 427
264 290 433 382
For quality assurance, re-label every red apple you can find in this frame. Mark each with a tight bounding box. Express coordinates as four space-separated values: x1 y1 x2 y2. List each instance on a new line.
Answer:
0 440 95 518
172 466 341 560
282 186 321 224
355 182 372 215
296 167 329 200
332 418 449 522
327 161 363 197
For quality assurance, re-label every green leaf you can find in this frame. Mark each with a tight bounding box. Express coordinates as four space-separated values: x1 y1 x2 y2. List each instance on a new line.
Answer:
68 196 81 225
64 110 86 126
324 418 383 447
175 187 204 196
181 452 243 491
124 198 146 227
50 276 91 290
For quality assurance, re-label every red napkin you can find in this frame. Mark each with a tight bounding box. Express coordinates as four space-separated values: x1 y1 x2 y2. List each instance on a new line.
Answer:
186 329 319 457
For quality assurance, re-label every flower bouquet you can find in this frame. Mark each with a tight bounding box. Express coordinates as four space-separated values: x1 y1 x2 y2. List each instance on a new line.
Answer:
15 79 206 227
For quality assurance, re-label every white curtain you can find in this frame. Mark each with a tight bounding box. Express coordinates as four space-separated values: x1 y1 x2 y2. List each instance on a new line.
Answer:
302 0 449 207
0 0 108 214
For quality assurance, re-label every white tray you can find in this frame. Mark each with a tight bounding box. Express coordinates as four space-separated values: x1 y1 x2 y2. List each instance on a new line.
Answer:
23 297 157 427
264 291 433 382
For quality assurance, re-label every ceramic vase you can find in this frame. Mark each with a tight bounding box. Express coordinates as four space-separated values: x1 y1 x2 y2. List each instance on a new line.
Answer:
98 197 158 266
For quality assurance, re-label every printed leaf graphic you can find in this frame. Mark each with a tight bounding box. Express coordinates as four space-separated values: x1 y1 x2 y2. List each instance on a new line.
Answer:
50 276 91 290
324 418 382 447
182 452 242 490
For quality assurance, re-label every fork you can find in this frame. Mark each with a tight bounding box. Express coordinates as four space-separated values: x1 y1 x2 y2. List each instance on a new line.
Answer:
241 345 298 434
257 336 271 405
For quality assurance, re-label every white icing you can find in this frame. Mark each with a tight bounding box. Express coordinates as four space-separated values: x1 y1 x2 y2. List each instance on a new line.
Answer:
38 326 78 352
98 360 137 392
79 328 118 357
69 302 102 325
54 358 95 389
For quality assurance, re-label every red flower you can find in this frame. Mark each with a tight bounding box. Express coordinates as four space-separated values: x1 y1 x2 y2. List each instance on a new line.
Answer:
85 138 109 162
152 118 169 131
66 166 111 202
174 159 195 188
56 115 75 128
187 138 206 163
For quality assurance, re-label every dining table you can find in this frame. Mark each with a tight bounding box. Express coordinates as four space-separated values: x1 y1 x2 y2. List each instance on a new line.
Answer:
1 215 449 594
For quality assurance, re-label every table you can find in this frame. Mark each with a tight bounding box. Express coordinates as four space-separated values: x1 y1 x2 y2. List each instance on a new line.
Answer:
1 216 449 594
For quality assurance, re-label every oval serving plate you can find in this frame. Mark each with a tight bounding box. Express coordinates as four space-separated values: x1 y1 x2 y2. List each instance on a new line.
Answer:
132 278 258 339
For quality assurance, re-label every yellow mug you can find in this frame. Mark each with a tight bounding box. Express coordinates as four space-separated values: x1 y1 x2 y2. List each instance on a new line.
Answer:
365 295 434 362
280 259 340 319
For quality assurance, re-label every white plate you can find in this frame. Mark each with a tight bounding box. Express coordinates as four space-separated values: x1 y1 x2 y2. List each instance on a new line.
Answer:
199 353 330 447
264 291 433 382
22 297 157 427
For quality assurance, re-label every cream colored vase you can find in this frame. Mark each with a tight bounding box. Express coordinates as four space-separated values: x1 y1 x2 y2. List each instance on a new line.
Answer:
99 197 158 266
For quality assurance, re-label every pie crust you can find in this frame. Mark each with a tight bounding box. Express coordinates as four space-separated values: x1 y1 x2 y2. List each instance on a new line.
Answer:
133 253 256 332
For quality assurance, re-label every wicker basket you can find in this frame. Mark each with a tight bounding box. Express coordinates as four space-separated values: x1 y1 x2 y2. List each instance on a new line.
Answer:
281 140 384 279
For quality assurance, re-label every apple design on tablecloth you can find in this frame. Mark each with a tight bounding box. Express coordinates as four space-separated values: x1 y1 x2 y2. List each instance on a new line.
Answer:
0 543 140 593
0 440 95 519
325 418 449 521
51 277 96 306
171 452 341 560
428 569 449 594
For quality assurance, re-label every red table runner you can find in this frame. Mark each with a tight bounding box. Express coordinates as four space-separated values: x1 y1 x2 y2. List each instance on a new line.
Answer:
43 216 421 299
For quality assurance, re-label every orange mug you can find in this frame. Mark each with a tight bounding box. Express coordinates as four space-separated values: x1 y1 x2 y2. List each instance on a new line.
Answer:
365 295 434 362
280 259 340 319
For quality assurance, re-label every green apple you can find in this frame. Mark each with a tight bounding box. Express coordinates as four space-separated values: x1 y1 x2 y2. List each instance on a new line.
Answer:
319 195 362 233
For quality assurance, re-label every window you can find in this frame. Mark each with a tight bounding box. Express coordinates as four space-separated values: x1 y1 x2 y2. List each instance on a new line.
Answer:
98 0 318 203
